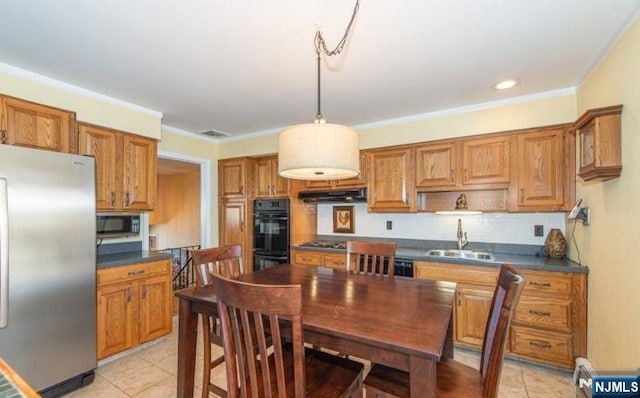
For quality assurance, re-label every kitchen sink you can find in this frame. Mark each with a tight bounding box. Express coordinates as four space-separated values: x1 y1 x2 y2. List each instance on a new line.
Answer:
425 249 495 262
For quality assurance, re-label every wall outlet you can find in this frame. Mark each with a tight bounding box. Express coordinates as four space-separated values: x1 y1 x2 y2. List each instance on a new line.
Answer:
534 225 544 237
386 221 392 230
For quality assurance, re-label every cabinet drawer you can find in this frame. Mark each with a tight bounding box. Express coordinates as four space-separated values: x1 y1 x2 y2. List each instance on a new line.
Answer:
98 259 171 286
514 297 571 332
323 253 346 269
510 326 573 367
415 261 498 286
292 251 322 266
521 270 572 298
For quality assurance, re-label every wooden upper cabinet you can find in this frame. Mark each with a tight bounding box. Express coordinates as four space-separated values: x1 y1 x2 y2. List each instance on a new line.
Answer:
254 156 289 198
368 147 415 212
574 105 622 181
219 158 249 198
416 143 458 189
304 152 369 189
516 128 565 208
0 95 74 153
462 135 510 186
78 123 157 211
415 135 510 192
121 133 156 211
78 124 120 209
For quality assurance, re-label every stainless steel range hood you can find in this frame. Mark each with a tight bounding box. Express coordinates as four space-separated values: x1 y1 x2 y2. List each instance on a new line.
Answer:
299 188 367 203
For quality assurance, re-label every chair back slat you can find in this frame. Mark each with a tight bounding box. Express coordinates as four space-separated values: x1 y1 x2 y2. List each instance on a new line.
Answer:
192 244 245 286
213 273 306 398
479 264 525 397
346 240 397 276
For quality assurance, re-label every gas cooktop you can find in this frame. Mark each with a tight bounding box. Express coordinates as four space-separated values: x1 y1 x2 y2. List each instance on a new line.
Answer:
299 240 347 250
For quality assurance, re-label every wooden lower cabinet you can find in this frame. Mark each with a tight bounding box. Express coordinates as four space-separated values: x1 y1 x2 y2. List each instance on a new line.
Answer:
219 199 252 271
415 261 586 368
97 259 173 359
291 249 346 270
455 284 494 346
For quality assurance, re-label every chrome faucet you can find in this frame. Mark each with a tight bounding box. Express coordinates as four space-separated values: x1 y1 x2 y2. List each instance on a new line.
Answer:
456 218 468 250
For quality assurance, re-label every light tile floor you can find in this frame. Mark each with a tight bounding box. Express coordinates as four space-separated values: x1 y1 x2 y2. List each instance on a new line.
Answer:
65 316 576 397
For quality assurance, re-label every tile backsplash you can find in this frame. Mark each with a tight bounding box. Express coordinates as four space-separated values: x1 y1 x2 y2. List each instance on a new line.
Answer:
317 203 566 245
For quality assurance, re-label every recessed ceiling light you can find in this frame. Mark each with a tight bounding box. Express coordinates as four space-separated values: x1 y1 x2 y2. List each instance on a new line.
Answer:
492 79 519 90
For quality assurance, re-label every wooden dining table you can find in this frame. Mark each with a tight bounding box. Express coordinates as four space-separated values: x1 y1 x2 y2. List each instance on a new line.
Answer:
175 264 456 398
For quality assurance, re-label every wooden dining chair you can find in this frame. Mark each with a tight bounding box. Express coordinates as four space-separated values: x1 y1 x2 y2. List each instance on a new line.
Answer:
192 244 246 398
363 264 525 398
211 273 364 398
346 240 397 276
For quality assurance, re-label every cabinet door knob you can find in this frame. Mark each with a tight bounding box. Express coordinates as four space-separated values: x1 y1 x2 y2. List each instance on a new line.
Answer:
0 130 6 144
141 285 147 299
126 287 132 303
110 192 116 207
125 192 130 207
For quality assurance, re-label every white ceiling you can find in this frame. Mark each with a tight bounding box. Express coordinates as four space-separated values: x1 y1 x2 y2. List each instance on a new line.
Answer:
1 1 639 140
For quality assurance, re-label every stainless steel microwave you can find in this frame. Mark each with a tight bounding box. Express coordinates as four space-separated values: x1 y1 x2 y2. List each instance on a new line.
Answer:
97 212 140 238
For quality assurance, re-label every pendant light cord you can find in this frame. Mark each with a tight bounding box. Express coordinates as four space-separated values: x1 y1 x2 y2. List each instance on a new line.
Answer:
315 0 360 57
313 0 360 123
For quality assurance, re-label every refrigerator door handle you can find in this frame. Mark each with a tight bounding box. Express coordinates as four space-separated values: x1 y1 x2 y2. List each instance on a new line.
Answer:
0 177 8 328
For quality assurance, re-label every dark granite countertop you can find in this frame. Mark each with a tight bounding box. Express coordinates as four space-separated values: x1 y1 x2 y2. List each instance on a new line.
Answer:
97 250 173 269
97 242 173 269
292 236 588 274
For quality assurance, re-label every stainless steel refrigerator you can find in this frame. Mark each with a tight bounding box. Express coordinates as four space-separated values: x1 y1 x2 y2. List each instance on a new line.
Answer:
0 145 97 397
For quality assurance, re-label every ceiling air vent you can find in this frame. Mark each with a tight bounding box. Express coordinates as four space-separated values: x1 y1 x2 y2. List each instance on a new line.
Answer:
199 129 231 138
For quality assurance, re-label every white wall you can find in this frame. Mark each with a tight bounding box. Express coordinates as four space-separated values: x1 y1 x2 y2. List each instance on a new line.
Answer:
572 15 640 369
317 203 566 245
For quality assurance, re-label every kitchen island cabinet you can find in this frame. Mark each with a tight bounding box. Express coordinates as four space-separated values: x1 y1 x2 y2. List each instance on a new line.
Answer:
96 258 172 359
415 260 586 368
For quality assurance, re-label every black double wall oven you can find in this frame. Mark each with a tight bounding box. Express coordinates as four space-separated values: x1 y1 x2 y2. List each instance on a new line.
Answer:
253 199 290 271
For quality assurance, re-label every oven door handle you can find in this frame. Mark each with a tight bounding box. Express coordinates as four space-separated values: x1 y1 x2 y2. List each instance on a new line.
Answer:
254 215 288 220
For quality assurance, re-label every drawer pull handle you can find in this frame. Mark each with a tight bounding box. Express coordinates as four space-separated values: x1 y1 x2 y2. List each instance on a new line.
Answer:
529 309 551 317
529 340 552 349
529 281 551 288
128 270 145 276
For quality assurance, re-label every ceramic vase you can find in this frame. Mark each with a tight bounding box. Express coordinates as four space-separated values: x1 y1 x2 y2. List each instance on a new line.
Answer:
544 228 567 258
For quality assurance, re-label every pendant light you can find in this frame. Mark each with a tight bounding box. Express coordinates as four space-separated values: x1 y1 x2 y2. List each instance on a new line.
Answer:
278 1 360 181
